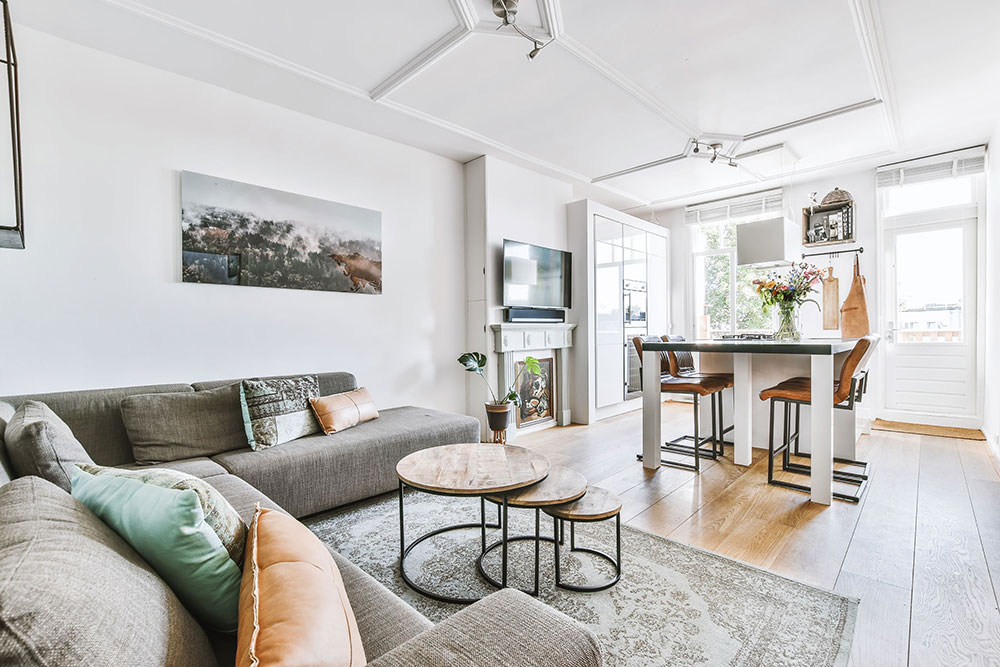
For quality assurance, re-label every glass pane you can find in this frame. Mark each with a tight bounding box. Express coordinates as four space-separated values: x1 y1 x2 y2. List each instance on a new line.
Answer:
692 222 735 252
735 265 773 334
895 226 964 342
882 177 973 217
693 253 731 338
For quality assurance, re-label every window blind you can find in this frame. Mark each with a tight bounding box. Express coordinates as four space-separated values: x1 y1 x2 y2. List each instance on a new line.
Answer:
685 189 783 225
876 146 985 188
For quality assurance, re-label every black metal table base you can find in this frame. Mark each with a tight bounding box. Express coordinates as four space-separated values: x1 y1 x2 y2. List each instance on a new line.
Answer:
398 482 504 605
476 507 546 596
551 515 622 592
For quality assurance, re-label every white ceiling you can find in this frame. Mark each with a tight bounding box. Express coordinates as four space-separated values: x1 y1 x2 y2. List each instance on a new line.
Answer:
11 0 1000 210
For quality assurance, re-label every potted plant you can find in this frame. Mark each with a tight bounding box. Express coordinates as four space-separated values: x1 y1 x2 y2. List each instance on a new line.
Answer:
458 352 541 432
752 263 822 341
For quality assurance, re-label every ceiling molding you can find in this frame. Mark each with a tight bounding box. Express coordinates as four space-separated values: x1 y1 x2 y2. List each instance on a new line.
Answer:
848 0 901 150
538 0 564 39
591 151 688 183
96 0 371 99
370 26 472 101
557 35 701 138
378 96 648 205
631 148 895 211
449 0 479 31
742 98 883 141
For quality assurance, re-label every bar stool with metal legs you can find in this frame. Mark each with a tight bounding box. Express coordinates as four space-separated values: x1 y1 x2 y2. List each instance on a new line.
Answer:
662 335 735 456
633 336 728 472
758 334 880 502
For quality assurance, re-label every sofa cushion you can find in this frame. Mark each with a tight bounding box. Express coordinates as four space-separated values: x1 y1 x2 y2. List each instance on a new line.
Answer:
240 376 321 451
122 384 247 463
310 387 379 434
212 406 481 517
329 549 432 660
193 372 358 396
78 463 248 567
0 383 195 466
4 401 94 492
0 401 14 486
71 468 243 632
122 456 228 479
237 507 366 667
203 472 285 524
0 476 217 666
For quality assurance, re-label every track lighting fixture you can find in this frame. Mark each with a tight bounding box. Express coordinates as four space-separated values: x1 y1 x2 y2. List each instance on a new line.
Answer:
492 0 553 62
690 139 738 168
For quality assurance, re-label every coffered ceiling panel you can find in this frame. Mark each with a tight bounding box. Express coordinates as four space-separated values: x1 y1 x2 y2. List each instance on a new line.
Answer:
561 0 877 134
738 103 893 171
126 0 462 92
387 33 691 177
603 156 756 203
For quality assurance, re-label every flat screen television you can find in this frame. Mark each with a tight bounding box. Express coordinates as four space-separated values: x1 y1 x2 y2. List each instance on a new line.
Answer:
502 239 572 309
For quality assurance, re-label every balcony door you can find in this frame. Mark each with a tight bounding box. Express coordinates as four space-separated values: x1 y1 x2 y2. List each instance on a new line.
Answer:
883 210 979 426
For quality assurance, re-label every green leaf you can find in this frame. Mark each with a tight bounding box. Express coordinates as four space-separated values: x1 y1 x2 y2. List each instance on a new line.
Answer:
457 352 487 374
502 389 521 407
523 355 542 375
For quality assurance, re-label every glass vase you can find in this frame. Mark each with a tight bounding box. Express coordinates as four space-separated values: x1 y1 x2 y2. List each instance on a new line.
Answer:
774 301 801 341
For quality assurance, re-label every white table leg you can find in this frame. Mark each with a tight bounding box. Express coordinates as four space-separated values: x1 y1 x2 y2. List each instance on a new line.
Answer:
732 353 753 466
810 354 835 505
642 350 661 469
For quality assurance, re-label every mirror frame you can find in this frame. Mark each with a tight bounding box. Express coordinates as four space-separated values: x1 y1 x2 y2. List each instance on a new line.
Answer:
0 0 22 250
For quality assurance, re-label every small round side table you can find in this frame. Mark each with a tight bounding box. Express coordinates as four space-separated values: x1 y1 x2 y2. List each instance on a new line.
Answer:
544 486 623 592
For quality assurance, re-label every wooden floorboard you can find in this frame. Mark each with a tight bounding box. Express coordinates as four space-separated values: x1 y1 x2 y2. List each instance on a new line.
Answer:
517 403 1000 667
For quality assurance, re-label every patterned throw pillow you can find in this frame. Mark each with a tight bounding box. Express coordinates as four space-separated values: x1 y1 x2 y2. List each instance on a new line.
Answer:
77 463 247 567
240 376 321 451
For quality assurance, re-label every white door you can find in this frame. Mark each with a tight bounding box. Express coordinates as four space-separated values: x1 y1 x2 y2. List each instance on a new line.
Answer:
594 216 624 407
883 210 978 426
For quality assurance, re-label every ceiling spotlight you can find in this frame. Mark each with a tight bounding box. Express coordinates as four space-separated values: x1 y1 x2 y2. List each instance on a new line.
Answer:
690 139 738 168
493 0 553 62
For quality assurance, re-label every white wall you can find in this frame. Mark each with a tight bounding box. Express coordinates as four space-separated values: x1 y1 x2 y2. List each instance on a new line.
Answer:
984 128 1000 451
0 27 467 413
464 155 574 433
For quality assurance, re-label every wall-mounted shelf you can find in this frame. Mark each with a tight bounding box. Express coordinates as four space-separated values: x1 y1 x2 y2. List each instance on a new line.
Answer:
802 200 855 247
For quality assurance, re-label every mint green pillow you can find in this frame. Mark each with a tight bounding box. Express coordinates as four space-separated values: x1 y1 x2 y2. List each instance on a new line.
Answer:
70 468 241 632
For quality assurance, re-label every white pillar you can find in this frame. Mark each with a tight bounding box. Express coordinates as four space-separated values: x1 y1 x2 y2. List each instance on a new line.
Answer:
642 349 662 469
810 354 835 505
732 353 753 466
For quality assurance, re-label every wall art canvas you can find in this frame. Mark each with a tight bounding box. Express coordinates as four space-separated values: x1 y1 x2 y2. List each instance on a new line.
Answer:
516 357 555 428
181 171 382 294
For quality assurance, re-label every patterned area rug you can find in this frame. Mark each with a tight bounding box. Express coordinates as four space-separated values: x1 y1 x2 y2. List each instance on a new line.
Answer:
305 491 857 666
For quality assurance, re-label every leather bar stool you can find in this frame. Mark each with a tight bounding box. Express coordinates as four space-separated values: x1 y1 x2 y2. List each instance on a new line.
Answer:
633 335 728 472
758 334 880 502
662 335 735 455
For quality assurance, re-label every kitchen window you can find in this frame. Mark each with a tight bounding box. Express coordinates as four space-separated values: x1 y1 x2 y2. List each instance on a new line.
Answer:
687 189 783 338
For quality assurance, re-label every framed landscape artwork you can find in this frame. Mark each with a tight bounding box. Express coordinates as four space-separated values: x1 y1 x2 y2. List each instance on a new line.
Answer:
516 357 555 428
180 171 382 294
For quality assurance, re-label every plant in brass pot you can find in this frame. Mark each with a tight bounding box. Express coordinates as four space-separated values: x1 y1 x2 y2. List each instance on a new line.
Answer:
458 352 541 433
753 264 822 341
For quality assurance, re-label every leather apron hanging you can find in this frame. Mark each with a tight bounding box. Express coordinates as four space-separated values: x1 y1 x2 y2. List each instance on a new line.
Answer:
840 255 870 338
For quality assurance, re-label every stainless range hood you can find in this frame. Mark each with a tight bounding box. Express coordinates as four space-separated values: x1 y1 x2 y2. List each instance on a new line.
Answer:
736 216 799 267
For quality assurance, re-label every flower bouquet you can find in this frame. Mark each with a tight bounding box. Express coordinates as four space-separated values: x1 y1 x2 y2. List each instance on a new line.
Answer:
752 264 822 340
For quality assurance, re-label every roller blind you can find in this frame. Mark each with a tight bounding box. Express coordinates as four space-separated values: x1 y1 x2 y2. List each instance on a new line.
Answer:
877 146 985 188
685 189 783 225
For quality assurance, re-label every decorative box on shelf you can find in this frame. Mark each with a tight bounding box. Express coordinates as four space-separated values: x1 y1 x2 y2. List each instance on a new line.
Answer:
802 187 856 247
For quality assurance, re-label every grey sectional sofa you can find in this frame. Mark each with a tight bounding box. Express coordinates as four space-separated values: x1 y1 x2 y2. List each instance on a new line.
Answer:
0 372 603 666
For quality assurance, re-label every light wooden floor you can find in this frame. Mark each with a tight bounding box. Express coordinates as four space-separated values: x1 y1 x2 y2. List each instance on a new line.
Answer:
516 402 1000 667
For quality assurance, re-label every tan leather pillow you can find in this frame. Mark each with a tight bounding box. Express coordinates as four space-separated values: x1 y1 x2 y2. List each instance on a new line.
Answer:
237 506 366 667
309 388 378 435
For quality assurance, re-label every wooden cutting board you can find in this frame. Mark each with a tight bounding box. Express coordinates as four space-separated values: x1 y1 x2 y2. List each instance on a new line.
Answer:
822 267 839 330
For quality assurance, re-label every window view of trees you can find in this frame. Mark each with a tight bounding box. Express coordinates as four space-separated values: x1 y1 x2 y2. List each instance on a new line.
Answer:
694 223 772 337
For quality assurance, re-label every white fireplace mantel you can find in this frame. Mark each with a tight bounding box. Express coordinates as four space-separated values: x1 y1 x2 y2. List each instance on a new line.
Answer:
489 323 577 439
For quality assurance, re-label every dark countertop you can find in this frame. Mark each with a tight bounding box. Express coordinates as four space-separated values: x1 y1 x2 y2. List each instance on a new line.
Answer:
643 338 858 355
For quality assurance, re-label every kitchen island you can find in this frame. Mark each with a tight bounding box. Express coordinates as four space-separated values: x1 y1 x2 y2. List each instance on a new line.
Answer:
641 338 859 505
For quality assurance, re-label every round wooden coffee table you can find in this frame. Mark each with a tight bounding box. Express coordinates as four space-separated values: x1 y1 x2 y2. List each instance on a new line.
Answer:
545 486 623 592
478 465 587 595
396 443 549 604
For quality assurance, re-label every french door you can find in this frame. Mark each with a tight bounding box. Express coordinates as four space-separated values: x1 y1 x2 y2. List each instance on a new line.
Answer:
882 208 979 426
